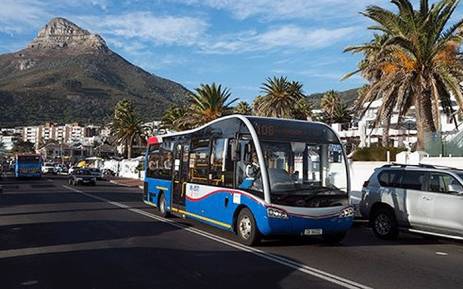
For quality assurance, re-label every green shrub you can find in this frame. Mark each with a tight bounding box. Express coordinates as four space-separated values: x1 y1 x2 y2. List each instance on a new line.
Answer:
352 145 406 161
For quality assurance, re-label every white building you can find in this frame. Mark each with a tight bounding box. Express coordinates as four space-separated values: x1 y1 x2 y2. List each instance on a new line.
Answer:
0 135 21 151
0 123 102 147
333 99 461 148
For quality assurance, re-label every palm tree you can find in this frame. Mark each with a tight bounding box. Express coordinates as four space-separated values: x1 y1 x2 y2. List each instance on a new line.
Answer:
111 99 145 159
190 83 238 126
234 101 253 115
252 95 265 115
293 98 314 120
321 91 339 123
161 105 192 131
321 90 352 125
256 77 305 118
344 0 463 150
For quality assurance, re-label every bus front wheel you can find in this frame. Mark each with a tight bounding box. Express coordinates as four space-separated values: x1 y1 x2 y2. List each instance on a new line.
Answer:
236 208 261 246
158 193 170 218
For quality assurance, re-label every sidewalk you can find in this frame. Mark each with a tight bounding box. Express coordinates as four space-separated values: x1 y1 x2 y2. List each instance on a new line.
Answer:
108 177 143 189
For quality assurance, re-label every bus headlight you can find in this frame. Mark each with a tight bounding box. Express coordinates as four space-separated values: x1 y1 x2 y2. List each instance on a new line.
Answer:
267 207 289 219
339 207 354 218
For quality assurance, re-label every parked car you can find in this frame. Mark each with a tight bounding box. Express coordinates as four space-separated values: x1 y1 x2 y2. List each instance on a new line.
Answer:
42 162 56 174
68 169 97 186
102 168 115 177
68 166 79 175
360 164 463 240
88 168 104 180
54 164 67 175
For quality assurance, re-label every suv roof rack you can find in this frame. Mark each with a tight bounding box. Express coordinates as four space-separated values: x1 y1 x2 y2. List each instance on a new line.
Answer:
381 163 462 171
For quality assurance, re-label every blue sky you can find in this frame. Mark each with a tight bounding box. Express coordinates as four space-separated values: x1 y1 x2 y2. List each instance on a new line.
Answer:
1 0 461 103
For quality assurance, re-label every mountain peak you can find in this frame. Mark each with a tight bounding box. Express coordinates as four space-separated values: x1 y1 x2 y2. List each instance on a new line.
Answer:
28 17 107 51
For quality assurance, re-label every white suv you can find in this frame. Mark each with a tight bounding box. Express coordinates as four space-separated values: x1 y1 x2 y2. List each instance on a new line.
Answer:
360 164 463 240
42 163 56 174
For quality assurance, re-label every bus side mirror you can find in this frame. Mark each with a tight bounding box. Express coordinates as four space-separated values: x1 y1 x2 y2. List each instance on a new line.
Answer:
230 140 239 161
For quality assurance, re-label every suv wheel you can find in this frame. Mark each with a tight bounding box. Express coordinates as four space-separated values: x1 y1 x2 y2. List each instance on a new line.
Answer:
371 207 398 240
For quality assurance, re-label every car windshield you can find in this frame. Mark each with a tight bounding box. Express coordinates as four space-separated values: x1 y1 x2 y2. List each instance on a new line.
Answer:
260 141 348 196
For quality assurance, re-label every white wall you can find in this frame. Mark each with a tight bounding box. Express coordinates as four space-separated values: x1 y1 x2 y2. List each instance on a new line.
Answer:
350 161 388 192
349 161 388 207
103 157 144 180
420 157 463 169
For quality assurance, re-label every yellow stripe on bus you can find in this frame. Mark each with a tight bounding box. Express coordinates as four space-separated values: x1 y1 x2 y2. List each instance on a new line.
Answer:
144 200 157 207
156 186 169 191
171 207 232 229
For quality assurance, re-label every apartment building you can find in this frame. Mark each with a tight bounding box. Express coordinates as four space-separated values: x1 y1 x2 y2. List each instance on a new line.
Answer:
9 123 102 146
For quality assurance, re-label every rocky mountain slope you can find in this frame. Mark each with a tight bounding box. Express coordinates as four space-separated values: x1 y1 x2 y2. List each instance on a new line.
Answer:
0 17 190 127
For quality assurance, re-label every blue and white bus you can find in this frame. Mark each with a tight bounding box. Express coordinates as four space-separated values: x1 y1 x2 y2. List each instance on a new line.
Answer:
143 115 353 245
15 154 42 178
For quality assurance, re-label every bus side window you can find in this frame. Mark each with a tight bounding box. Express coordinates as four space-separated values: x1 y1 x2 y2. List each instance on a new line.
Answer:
210 138 234 188
189 138 210 184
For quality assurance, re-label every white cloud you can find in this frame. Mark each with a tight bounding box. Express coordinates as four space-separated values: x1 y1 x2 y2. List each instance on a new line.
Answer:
62 0 110 11
173 0 388 20
78 12 208 46
200 25 357 54
0 0 49 34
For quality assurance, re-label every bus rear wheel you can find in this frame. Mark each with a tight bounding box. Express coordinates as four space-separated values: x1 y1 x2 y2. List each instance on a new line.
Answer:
236 208 261 246
158 193 170 218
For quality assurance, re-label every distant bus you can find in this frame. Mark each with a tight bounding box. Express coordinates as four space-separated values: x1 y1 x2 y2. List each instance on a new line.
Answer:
15 154 42 178
143 115 353 245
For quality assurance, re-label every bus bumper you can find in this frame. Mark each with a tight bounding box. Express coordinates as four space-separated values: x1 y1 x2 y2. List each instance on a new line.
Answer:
258 213 353 237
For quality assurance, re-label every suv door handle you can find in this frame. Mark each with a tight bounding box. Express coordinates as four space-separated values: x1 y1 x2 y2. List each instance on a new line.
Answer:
422 196 432 201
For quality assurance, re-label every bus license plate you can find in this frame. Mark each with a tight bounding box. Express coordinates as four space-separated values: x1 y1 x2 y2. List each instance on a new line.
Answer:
304 229 323 236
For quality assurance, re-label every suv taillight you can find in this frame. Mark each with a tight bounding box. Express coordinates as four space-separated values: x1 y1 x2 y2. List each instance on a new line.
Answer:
362 181 369 188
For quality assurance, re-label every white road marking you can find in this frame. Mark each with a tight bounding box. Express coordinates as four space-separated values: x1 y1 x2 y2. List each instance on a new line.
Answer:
21 280 39 286
435 252 448 256
62 185 373 289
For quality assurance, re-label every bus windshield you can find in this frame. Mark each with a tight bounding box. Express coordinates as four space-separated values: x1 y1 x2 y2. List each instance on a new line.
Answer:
17 155 41 163
260 141 348 205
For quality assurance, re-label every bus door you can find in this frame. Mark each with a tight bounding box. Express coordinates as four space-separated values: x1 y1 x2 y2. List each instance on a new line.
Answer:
172 141 190 208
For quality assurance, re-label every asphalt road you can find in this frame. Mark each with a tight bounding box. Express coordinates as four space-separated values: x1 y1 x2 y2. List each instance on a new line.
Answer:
0 176 462 289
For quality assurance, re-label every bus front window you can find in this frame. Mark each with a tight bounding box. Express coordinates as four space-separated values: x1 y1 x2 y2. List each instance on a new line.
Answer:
261 141 348 208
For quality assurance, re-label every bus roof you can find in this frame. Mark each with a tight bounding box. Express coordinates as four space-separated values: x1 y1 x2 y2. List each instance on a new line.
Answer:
150 115 340 144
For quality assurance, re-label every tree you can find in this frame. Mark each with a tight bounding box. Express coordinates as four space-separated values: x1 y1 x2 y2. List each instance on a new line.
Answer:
293 98 314 120
190 83 238 126
320 90 351 124
344 0 463 150
234 101 253 115
111 99 145 159
255 76 305 118
11 140 35 154
160 105 193 131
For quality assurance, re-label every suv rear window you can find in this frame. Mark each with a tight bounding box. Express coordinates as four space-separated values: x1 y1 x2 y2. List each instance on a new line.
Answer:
378 170 401 187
